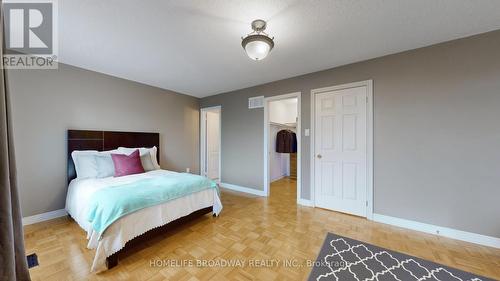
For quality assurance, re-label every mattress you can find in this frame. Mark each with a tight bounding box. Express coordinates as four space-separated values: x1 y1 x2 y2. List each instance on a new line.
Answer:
65 169 223 272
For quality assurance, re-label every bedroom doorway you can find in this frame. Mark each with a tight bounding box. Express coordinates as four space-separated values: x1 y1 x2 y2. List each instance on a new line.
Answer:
200 106 221 183
264 92 301 204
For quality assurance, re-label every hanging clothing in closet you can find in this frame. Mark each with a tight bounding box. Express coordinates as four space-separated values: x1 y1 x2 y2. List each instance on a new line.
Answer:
276 129 297 153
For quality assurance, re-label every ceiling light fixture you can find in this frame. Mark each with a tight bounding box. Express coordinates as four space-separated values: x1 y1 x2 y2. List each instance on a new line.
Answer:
241 19 274 61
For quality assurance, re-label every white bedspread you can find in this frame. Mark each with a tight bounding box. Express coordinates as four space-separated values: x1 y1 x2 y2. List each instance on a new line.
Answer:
65 170 222 272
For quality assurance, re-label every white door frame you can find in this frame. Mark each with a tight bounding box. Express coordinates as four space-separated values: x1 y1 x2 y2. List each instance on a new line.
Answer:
310 80 374 219
200 106 221 183
263 92 302 202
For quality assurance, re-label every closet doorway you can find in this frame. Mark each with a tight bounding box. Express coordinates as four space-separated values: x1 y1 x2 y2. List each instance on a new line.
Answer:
264 92 301 203
200 106 221 183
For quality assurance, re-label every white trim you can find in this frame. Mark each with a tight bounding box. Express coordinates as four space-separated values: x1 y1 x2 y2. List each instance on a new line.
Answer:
263 92 302 204
22 209 67 226
270 175 287 183
219 182 267 197
366 80 374 220
200 106 222 183
310 80 374 219
373 213 500 249
297 199 314 207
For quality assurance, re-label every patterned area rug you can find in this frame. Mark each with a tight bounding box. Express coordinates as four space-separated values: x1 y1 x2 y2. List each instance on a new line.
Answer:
308 233 493 281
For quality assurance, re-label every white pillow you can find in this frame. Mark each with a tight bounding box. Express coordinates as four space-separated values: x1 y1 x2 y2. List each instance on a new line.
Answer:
149 146 161 170
71 150 99 179
71 149 122 179
94 154 115 178
118 146 160 171
139 153 156 171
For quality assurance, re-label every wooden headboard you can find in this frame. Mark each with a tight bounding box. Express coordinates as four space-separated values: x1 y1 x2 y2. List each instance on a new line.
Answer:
67 130 160 183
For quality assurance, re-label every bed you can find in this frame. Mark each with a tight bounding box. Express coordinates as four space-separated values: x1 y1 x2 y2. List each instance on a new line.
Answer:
65 130 222 272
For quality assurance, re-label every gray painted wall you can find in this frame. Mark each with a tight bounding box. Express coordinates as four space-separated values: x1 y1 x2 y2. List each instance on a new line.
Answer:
201 30 500 237
8 63 200 217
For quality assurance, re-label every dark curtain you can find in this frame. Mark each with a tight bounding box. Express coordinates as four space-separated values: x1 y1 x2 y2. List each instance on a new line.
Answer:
0 2 31 280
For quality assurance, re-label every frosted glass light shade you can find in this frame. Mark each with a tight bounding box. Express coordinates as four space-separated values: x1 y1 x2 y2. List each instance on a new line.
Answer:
242 34 274 61
244 40 271 60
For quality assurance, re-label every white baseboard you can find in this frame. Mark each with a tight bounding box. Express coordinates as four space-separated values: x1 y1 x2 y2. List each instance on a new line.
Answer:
219 182 267 197
22 209 67 226
271 175 286 182
297 198 314 207
373 213 500 249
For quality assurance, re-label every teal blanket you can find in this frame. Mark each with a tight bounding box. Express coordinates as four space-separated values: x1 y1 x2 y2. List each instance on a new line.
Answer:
87 173 217 235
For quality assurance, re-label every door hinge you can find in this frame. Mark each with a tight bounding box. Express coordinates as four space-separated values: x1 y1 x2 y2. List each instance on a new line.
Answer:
366 201 368 207
366 96 368 103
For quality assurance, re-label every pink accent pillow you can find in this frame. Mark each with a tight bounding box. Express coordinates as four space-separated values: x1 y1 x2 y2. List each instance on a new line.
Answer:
111 149 145 177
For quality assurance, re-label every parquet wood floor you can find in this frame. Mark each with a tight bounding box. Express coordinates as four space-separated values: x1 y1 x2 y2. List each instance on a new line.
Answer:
24 178 500 280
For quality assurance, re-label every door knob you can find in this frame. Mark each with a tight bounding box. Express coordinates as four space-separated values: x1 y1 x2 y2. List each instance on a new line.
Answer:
317 154 322 159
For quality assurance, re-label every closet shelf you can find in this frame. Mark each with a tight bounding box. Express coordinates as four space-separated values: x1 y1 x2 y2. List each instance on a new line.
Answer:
270 121 296 129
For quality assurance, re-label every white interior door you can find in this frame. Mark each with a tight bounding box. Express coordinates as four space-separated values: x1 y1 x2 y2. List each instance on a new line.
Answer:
314 86 367 217
206 111 220 180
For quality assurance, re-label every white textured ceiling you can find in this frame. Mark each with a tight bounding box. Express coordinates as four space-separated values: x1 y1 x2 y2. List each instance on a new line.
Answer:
59 0 500 98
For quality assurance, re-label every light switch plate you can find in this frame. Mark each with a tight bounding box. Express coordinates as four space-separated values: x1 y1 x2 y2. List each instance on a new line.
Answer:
305 129 310 136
